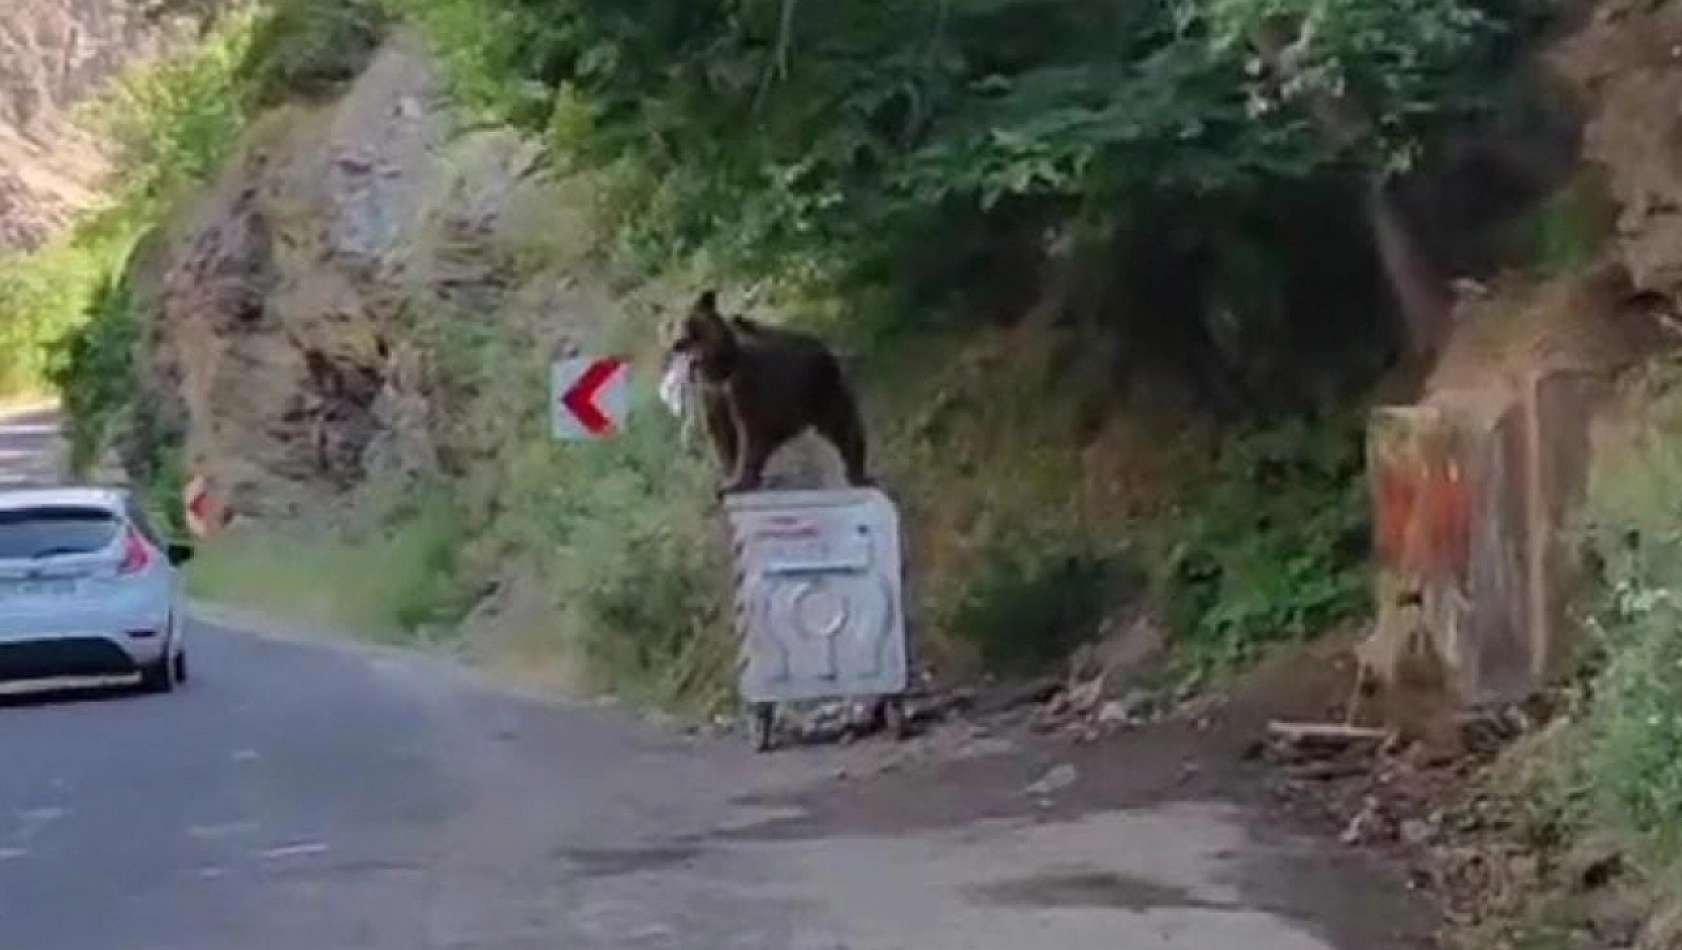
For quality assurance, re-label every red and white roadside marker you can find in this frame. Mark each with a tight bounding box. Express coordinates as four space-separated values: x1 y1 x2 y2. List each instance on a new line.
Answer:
183 472 216 539
551 355 631 440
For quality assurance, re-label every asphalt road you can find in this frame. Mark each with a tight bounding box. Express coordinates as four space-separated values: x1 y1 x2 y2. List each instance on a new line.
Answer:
0 406 1431 950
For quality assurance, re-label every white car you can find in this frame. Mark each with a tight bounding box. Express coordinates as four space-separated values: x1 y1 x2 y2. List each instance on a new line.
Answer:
0 485 193 693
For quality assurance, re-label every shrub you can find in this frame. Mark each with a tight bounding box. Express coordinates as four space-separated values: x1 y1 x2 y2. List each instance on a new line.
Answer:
48 267 139 472
42 10 256 458
1578 361 1682 872
0 243 105 397
526 411 736 710
142 440 189 541
84 8 256 227
574 517 734 709
948 536 1139 675
237 0 387 106
1162 412 1371 676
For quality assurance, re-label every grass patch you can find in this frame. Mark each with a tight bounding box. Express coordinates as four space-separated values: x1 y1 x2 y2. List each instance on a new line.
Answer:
1503 174 1617 280
471 370 739 712
187 489 473 644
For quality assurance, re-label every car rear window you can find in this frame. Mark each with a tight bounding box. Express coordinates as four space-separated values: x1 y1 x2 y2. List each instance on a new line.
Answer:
0 506 122 559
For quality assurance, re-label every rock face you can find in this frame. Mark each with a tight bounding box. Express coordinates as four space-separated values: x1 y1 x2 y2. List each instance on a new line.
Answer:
1553 0 1682 297
135 37 443 514
128 34 603 517
0 0 198 251
126 30 850 521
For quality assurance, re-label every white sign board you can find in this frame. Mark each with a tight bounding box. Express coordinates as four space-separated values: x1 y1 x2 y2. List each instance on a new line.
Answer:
551 356 630 440
725 488 908 705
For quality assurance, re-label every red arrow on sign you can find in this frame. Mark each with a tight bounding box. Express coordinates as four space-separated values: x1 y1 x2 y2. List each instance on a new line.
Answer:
560 357 627 435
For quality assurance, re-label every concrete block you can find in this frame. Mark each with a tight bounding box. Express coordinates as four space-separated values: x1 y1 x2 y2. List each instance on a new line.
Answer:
1365 367 1608 707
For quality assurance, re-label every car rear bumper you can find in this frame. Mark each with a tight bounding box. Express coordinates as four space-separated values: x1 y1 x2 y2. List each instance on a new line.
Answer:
0 636 153 679
0 626 171 681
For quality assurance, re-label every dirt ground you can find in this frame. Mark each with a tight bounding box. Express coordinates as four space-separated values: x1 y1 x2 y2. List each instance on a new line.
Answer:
767 624 1651 950
731 632 1454 948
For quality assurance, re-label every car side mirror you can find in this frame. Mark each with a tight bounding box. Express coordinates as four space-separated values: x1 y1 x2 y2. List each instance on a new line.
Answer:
166 543 195 566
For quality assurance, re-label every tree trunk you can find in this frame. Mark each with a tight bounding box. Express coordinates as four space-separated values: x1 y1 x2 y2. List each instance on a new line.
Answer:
1247 25 1455 364
1364 173 1455 363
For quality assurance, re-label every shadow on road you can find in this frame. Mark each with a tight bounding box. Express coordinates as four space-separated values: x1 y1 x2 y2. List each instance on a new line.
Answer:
0 680 153 710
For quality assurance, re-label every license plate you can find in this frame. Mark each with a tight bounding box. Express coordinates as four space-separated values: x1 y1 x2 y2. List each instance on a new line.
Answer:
9 579 75 597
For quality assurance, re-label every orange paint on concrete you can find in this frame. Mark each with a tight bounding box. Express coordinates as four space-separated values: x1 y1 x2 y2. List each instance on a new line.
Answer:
1375 455 1471 586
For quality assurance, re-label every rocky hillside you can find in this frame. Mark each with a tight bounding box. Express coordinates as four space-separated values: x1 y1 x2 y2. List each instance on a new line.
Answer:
111 32 856 693
32 2 1682 941
128 35 637 515
40 0 1677 713
0 0 199 251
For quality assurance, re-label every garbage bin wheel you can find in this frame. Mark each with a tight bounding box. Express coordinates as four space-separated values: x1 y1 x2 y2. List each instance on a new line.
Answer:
882 697 912 741
749 703 777 753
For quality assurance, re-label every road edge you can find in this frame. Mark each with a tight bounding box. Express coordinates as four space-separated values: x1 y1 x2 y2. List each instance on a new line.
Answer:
186 598 611 713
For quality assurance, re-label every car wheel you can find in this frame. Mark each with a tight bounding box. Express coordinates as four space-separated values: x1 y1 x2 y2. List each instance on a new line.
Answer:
140 653 174 693
141 639 182 694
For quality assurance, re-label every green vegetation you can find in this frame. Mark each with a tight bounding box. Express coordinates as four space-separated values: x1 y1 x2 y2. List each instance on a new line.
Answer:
89 11 256 227
186 484 473 641
1503 174 1617 280
50 269 139 472
30 0 1588 712
1573 359 1682 876
950 539 1136 674
365 0 1543 696
237 0 388 105
389 0 1520 337
0 5 263 399
0 243 104 397
1163 413 1371 678
45 1 383 531
19 8 256 415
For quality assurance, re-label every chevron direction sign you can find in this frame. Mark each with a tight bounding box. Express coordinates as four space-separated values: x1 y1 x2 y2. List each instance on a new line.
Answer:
551 355 631 440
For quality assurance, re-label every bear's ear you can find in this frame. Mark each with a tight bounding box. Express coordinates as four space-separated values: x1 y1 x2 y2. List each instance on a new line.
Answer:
695 289 719 315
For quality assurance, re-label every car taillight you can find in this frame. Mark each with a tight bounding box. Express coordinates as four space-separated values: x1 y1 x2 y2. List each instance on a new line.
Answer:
119 527 153 575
